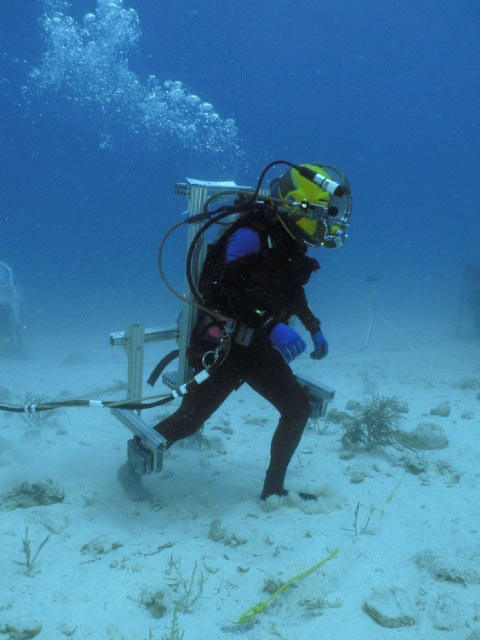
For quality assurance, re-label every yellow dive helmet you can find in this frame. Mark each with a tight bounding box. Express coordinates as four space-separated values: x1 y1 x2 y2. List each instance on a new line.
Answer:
271 163 352 248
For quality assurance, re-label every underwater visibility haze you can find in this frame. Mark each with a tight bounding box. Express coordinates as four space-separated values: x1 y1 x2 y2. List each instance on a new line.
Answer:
1 1 480 639
1 0 478 346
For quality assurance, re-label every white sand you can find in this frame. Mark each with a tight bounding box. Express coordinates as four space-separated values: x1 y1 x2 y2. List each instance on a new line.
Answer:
1 334 479 639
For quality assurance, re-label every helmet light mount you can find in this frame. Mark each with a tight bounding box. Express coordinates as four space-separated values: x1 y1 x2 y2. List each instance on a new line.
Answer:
296 164 349 198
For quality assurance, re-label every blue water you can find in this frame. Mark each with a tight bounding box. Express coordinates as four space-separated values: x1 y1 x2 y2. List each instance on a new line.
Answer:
1 0 479 346
2 5 480 640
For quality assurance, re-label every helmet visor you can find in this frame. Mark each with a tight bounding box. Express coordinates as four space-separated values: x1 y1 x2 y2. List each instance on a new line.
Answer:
275 163 352 247
289 193 351 247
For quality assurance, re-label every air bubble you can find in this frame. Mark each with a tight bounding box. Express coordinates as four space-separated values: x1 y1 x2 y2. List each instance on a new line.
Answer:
28 0 240 156
186 94 200 106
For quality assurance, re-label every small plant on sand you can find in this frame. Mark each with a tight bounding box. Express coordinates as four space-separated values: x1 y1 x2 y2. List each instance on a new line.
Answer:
19 391 68 429
14 526 51 576
341 394 407 451
164 555 205 614
161 608 184 640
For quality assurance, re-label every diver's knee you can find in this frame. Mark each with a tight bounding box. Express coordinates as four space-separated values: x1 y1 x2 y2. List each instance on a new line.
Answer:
298 396 311 425
283 393 310 427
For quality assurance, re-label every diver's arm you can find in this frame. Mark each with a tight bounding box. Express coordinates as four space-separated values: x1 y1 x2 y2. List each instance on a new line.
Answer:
293 286 329 359
291 286 321 334
225 227 261 262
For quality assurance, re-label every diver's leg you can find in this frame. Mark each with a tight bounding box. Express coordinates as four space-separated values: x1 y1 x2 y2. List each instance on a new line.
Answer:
244 344 312 500
154 359 243 443
118 354 243 502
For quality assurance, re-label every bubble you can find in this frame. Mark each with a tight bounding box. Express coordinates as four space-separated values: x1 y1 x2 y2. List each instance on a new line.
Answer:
186 94 200 106
147 74 157 88
27 0 240 156
98 0 122 7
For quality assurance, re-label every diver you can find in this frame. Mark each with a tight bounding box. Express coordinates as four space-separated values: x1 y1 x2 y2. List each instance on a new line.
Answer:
118 163 352 502
464 248 480 338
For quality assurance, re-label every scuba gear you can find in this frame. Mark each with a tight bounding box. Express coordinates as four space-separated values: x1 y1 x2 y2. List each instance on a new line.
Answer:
271 164 352 248
159 160 351 316
195 209 322 335
142 161 349 407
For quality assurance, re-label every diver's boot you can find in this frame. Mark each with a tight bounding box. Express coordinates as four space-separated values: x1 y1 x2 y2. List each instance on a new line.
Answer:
261 466 317 502
117 460 150 502
260 486 289 500
260 486 317 501
261 468 317 501
260 476 318 501
260 487 288 500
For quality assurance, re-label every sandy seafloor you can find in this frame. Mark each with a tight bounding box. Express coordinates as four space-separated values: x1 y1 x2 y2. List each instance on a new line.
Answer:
1 329 480 640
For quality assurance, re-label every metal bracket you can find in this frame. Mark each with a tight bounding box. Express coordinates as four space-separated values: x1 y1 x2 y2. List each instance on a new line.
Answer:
294 372 335 420
112 408 167 474
110 324 175 474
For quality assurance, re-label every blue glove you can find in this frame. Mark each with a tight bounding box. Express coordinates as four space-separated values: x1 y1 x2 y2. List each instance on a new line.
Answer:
269 323 306 362
310 330 328 360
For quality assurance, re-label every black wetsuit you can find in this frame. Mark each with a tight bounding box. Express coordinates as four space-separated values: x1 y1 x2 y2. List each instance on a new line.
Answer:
155 209 322 498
